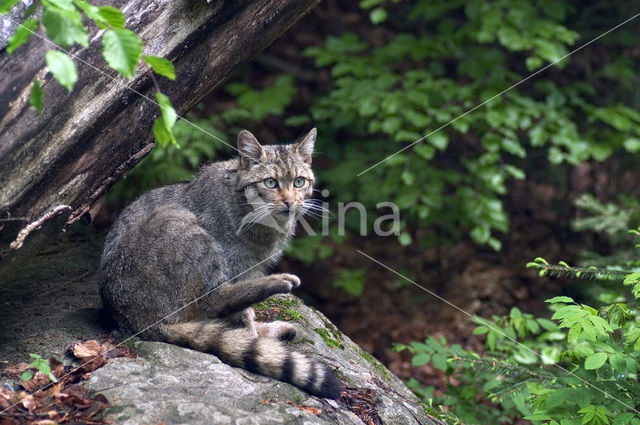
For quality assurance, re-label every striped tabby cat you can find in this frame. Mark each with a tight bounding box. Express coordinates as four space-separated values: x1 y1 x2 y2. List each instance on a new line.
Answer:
99 128 342 398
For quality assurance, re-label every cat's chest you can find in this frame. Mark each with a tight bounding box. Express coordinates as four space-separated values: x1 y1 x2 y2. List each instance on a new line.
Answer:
223 238 285 281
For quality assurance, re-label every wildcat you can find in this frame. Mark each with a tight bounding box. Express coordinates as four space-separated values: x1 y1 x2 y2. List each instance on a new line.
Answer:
99 128 342 399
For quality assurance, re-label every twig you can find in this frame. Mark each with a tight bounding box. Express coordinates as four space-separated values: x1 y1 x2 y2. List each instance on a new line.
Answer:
8 205 72 251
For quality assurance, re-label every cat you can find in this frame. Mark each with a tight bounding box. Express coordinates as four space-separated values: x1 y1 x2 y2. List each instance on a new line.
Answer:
99 128 342 399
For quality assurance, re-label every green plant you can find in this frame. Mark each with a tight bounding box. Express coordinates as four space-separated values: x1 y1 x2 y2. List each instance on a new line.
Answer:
332 268 366 296
396 194 640 424
20 354 57 382
303 0 640 252
107 73 300 202
397 283 640 424
108 115 229 202
1 0 178 145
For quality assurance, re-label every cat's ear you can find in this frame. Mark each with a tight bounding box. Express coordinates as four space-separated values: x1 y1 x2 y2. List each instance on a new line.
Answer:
237 130 265 167
295 127 316 164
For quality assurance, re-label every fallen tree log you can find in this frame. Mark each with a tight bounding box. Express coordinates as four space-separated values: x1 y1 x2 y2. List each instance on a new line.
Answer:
0 0 321 257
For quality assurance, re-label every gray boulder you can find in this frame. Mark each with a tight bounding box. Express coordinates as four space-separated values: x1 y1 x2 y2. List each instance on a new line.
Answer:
88 295 444 425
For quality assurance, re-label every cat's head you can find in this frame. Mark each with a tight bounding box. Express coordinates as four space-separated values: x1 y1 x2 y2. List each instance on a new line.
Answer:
235 129 317 228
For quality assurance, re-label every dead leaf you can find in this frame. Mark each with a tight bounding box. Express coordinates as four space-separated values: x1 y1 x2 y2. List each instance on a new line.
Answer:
73 356 106 377
20 371 50 393
72 340 101 359
4 362 31 377
285 400 322 415
64 385 89 401
0 345 113 425
48 358 65 380
19 394 37 412
92 393 109 404
104 345 137 359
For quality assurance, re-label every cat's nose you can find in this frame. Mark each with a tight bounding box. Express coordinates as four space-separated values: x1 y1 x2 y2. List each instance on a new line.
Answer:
283 199 294 208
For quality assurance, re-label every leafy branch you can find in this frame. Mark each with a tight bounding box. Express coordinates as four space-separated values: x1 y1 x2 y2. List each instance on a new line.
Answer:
1 0 178 146
526 257 630 281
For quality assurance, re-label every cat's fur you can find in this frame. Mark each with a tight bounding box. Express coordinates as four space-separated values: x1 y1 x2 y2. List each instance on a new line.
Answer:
99 128 342 398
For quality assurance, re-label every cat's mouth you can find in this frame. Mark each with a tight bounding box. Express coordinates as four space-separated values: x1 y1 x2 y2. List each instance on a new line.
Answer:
274 206 300 217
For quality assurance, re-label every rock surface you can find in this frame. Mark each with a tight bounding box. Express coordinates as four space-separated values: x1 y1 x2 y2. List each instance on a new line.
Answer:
0 226 444 424
88 295 443 424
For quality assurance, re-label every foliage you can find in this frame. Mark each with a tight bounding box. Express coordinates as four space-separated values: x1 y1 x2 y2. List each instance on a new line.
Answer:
331 268 366 296
224 75 298 123
397 196 640 424
0 0 178 146
108 115 228 202
302 0 640 252
20 354 57 382
107 75 300 202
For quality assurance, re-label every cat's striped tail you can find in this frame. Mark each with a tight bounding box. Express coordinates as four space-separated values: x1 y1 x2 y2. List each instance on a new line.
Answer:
159 321 343 399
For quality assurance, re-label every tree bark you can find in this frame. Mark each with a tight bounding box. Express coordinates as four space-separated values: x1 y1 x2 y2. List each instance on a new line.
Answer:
0 0 321 256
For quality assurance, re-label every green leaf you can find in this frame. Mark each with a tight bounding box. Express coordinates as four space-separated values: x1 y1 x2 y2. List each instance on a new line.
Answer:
98 5 125 28
156 92 177 130
102 28 142 78
546 296 574 304
284 115 311 127
579 405 612 425
623 138 640 153
398 232 412 246
369 7 387 24
584 352 608 370
411 353 431 366
153 92 177 147
42 5 89 48
359 0 382 9
6 18 38 54
613 413 634 425
30 80 43 113
45 50 77 91
73 0 102 23
20 370 33 381
609 353 628 372
414 144 435 160
143 56 176 80
0 0 20 14
73 1 124 29
431 354 447 371
428 132 448 150
332 268 366 296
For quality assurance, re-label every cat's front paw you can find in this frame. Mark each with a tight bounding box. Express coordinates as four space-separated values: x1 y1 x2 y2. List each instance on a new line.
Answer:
269 273 301 292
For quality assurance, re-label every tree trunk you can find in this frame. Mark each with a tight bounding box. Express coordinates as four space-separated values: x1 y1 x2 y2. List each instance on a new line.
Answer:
0 0 321 256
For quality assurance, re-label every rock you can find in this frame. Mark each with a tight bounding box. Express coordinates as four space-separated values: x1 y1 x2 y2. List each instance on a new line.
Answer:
0 227 445 424
88 294 444 425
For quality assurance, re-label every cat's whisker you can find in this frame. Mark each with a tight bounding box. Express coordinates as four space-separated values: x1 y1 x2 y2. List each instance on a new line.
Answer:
303 203 331 212
301 211 325 220
300 206 329 220
237 204 279 235
302 202 333 216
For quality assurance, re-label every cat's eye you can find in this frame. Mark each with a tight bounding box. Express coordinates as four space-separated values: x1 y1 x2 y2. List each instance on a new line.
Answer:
264 178 278 189
293 177 306 188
